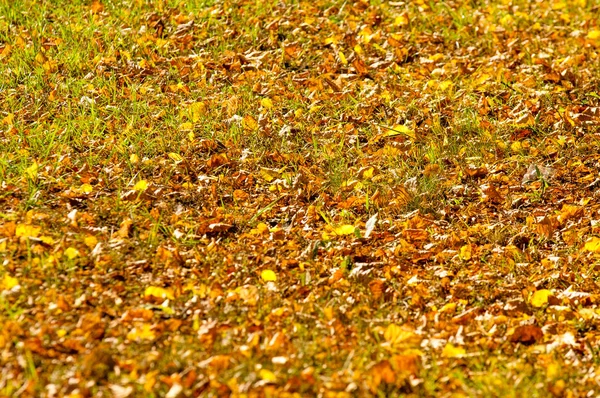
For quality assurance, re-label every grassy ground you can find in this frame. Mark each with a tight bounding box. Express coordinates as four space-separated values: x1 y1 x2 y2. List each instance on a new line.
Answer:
2 0 600 396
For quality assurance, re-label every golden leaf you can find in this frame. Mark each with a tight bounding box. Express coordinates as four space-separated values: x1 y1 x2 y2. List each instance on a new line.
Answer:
442 343 466 358
15 224 41 238
260 98 273 109
261 269 277 282
333 225 356 235
127 324 156 341
2 274 18 290
133 180 148 191
531 289 553 308
64 247 79 260
144 286 174 300
584 237 600 253
258 369 277 382
168 152 183 162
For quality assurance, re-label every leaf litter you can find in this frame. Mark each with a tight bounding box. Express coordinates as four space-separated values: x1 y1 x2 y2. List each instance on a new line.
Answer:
1 0 600 396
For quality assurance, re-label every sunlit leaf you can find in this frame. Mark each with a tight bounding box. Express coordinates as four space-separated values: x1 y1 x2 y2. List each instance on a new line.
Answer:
144 286 174 300
2 274 18 290
459 244 472 261
259 369 277 382
80 183 93 194
584 237 600 253
127 324 156 341
64 247 79 260
442 343 466 358
188 102 206 122
15 224 41 238
168 152 183 162
179 122 193 131
25 162 38 179
531 289 553 307
84 235 98 249
261 269 277 282
384 324 416 346
333 225 356 235
260 98 273 109
133 180 148 191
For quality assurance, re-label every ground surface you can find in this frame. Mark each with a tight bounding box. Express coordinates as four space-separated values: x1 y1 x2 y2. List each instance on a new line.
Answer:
2 0 600 396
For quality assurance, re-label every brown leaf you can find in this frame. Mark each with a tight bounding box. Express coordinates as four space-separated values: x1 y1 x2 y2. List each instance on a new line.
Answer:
509 324 543 345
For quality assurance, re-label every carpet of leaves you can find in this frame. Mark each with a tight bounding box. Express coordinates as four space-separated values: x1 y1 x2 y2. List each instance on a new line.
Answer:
2 0 600 396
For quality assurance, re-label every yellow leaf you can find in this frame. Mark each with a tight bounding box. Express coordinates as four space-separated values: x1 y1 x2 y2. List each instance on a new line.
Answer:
179 122 193 131
144 286 174 300
80 183 93 194
384 324 416 345
587 30 600 40
439 302 457 314
168 152 183 162
130 153 139 164
261 269 277 282
25 162 38 179
189 101 206 122
386 124 415 139
64 247 79 260
459 244 472 261
260 98 273 109
39 236 54 245
127 324 156 341
338 50 347 65
15 224 41 238
442 343 466 358
439 80 453 91
259 369 277 382
2 274 18 290
242 115 258 131
84 235 98 249
510 141 522 152
584 237 600 253
333 225 356 235
259 167 280 182
2 113 14 125
394 13 409 26
133 180 148 191
531 289 553 307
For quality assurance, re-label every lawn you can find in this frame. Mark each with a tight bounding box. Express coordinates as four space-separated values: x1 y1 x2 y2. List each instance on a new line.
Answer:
2 0 600 396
